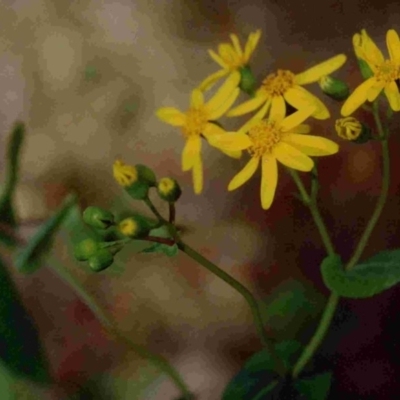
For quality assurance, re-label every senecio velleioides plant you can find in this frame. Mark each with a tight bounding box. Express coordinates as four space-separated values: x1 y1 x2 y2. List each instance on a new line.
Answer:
73 28 400 399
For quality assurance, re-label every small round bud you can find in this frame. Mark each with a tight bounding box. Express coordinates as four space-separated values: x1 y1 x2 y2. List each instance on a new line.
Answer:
74 238 100 261
157 177 182 202
113 159 149 200
118 216 150 238
88 248 114 272
83 206 114 229
136 164 157 187
319 75 350 101
335 117 372 143
239 66 257 96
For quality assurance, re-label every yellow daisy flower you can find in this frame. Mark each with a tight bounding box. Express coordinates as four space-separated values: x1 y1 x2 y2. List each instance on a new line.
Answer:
227 55 347 121
198 30 262 91
156 72 242 194
341 29 400 116
209 102 339 209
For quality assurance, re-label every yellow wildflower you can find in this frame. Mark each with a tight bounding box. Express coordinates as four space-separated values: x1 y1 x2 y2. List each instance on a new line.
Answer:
198 30 262 91
227 55 347 120
341 29 400 116
113 160 138 187
156 72 243 194
209 102 339 209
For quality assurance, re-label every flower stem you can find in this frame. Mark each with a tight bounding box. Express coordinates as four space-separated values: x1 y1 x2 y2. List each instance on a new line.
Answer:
177 239 287 377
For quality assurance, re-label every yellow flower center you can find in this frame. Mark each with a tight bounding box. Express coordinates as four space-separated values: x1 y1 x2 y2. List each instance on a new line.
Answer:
119 218 138 237
248 120 282 157
158 178 175 195
113 160 138 187
375 60 400 83
182 107 208 138
261 70 296 96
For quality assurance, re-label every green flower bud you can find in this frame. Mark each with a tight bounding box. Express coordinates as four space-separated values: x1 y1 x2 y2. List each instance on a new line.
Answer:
74 238 100 261
88 248 114 272
118 215 151 239
319 75 350 101
113 159 149 200
239 66 257 96
357 58 374 80
83 206 114 229
157 177 182 202
135 164 157 187
335 117 372 143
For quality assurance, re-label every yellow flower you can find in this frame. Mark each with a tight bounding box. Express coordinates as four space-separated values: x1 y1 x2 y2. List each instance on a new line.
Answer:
227 55 347 120
113 160 138 187
335 117 362 140
156 72 241 194
119 218 138 237
198 30 262 91
341 29 400 116
210 102 339 209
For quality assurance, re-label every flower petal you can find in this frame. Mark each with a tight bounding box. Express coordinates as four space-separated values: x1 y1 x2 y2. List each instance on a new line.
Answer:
206 132 252 151
228 157 260 191
182 136 201 171
244 30 262 61
387 29 400 64
208 49 228 68
341 78 376 116
218 43 237 64
237 100 271 135
230 33 243 57
156 107 186 126
354 29 384 66
208 87 240 120
280 107 315 132
291 124 311 134
192 156 203 194
282 134 339 156
206 71 240 114
269 96 286 122
294 54 347 85
284 86 329 119
191 89 204 108
384 81 400 111
227 93 268 117
260 155 278 209
198 69 230 92
367 83 384 102
273 142 314 171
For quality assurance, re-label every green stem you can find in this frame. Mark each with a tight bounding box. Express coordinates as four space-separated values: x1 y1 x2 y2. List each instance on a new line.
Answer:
177 239 287 377
290 109 390 378
144 196 165 223
50 259 192 398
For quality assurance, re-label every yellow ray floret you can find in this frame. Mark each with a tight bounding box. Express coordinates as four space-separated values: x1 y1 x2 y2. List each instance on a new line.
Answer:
341 29 400 116
227 54 347 121
198 30 262 91
156 72 244 194
210 103 339 209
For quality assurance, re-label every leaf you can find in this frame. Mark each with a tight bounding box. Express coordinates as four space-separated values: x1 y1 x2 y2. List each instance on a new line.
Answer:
321 251 400 298
140 226 179 257
0 256 51 383
294 372 333 400
14 194 77 274
222 340 302 400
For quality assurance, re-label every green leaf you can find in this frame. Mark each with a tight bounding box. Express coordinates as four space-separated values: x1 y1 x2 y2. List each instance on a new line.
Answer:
295 372 332 400
140 226 178 257
321 251 400 298
14 194 77 274
222 340 302 400
0 257 51 383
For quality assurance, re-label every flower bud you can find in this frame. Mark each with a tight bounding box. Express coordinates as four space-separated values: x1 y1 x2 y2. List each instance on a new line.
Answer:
135 164 157 187
118 215 151 239
335 117 372 143
83 206 114 229
239 66 257 96
74 238 100 261
319 75 349 101
113 159 149 200
88 248 114 272
157 177 182 202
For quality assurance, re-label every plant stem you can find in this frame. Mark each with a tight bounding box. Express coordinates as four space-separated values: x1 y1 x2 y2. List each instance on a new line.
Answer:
290 108 390 378
144 196 165 223
177 239 287 377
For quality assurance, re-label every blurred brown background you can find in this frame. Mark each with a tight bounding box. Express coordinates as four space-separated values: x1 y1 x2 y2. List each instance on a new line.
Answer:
1 0 400 399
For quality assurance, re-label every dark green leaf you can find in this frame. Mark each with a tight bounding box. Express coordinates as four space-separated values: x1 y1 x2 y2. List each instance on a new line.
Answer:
222 340 302 400
0 256 51 383
14 194 77 274
295 372 332 400
321 252 400 298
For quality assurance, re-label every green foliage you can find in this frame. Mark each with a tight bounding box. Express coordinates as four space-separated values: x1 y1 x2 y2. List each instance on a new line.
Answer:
321 251 400 298
140 225 178 257
82 206 115 229
0 257 51 383
294 372 332 400
14 194 77 274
